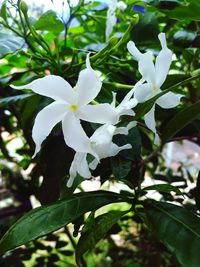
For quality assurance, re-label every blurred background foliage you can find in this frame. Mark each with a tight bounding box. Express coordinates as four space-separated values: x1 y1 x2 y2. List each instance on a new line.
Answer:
0 0 200 266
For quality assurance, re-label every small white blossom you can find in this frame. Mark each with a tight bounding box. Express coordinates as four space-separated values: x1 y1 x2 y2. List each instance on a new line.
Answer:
117 1 127 11
67 121 136 187
105 0 118 41
127 33 183 143
11 55 118 157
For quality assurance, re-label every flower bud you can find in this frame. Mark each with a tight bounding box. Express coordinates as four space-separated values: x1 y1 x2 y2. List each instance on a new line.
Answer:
0 2 7 22
20 1 28 14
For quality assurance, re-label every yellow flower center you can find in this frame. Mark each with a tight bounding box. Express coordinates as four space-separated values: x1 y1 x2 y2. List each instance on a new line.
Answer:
152 84 157 92
70 104 78 111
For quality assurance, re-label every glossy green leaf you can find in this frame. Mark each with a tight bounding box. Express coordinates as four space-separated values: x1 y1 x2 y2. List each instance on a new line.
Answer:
0 33 24 58
34 10 64 35
0 191 128 255
0 94 33 107
162 101 200 143
145 201 200 267
163 0 200 21
76 210 128 266
173 30 197 47
142 184 182 195
111 158 132 179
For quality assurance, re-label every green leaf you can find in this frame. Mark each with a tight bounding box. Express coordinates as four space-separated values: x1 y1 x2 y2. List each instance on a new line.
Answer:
142 184 182 195
162 101 200 143
34 10 64 35
0 191 128 255
173 30 197 47
163 0 200 21
0 33 24 58
145 201 200 267
0 94 33 108
111 158 132 179
76 210 128 266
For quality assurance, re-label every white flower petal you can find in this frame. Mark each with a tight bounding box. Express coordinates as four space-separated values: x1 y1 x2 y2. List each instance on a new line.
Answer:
110 143 132 157
127 41 156 84
62 113 95 156
106 0 117 41
138 52 156 84
69 152 91 183
67 176 75 187
89 158 99 170
11 75 76 103
156 92 183 109
127 41 143 61
91 124 115 144
134 83 153 103
32 101 68 157
76 56 102 106
78 103 118 124
114 121 137 135
155 33 173 87
144 105 156 134
120 78 144 105
77 153 91 178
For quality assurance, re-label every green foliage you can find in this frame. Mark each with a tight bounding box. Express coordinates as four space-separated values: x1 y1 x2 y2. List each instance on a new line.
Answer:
0 0 200 266
162 100 200 143
76 210 128 265
0 191 128 255
34 10 64 35
0 94 33 107
142 183 183 195
145 201 200 267
0 33 24 57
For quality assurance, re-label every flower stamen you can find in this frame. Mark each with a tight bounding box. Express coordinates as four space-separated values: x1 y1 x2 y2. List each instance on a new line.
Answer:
70 104 78 111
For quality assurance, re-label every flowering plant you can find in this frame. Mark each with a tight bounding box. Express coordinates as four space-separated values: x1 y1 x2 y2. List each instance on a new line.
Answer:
0 0 200 266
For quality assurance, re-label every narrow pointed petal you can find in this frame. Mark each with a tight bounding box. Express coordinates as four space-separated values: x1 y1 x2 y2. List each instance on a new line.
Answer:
106 0 117 41
62 113 96 156
144 105 156 134
32 101 68 157
120 78 144 104
69 152 91 185
110 143 132 157
76 57 102 106
118 98 137 116
67 176 75 187
11 75 76 103
127 41 156 84
127 41 143 61
134 83 152 103
138 51 156 84
77 153 91 178
114 121 137 135
89 158 99 170
78 103 118 124
156 92 183 109
155 33 173 87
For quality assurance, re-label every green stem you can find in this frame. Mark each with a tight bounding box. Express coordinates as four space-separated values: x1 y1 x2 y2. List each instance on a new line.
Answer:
104 82 133 89
111 15 139 51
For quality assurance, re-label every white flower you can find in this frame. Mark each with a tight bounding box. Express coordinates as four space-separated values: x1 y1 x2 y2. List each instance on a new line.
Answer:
127 33 183 143
67 121 136 187
11 55 118 157
117 1 127 11
105 0 118 42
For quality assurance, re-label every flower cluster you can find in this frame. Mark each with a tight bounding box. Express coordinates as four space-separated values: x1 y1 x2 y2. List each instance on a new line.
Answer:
11 33 182 186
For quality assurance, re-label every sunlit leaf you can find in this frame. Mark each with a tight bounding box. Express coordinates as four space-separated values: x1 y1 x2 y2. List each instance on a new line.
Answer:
0 191 129 255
